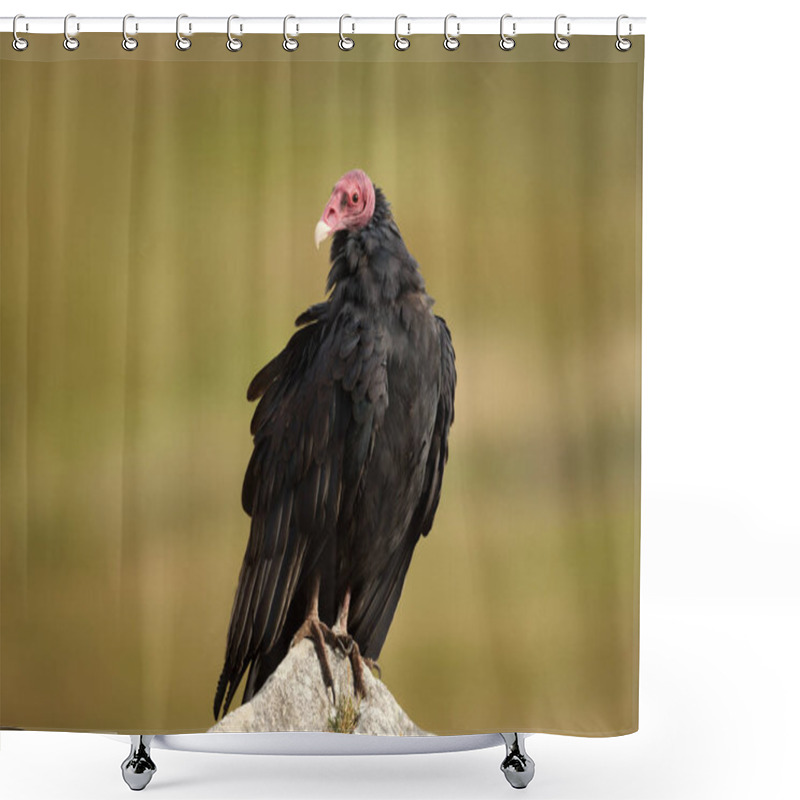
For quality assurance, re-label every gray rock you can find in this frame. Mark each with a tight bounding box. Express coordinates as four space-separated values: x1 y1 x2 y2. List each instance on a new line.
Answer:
209 638 430 736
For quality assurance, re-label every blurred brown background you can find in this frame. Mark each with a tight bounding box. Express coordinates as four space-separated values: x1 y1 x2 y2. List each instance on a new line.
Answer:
1 34 642 735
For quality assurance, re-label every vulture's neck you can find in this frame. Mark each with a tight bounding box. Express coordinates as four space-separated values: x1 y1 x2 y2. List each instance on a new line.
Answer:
325 187 426 311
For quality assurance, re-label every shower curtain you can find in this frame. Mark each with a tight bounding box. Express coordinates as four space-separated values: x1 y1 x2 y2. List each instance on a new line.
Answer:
0 31 643 737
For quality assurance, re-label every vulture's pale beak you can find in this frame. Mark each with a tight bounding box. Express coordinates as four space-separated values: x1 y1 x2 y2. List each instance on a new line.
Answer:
315 220 332 250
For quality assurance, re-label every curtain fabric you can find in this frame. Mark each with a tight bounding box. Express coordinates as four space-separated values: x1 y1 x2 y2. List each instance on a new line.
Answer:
1 33 643 736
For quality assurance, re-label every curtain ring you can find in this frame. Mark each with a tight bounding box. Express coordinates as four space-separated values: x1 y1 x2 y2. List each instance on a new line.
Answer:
499 14 515 51
616 15 632 51
443 14 460 51
176 14 191 50
12 14 29 51
122 14 138 51
339 14 354 50
394 15 410 51
283 15 299 51
63 13 79 51
227 15 243 51
553 14 570 51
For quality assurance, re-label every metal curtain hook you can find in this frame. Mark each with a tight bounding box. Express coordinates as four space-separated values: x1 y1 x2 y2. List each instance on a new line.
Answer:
122 14 138 51
394 15 410 50
616 14 632 51
12 14 29 51
500 14 515 50
339 14 354 50
176 14 191 50
554 14 570 51
283 15 299 51
227 15 243 51
444 14 460 51
63 13 79 51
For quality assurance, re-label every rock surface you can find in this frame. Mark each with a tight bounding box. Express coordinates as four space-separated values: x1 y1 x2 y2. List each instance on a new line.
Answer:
208 638 429 736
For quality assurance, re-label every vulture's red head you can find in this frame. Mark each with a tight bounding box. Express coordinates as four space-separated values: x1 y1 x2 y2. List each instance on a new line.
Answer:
314 169 377 249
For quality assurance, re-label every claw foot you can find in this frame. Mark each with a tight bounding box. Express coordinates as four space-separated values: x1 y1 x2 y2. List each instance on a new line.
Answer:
121 735 156 791
500 733 535 790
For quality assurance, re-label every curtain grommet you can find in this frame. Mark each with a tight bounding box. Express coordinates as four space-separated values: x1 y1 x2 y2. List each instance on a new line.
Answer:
176 14 192 51
394 15 410 51
63 13 79 51
283 15 299 51
227 15 243 52
499 14 516 51
554 14 570 51
615 15 632 51
122 14 138 51
443 14 460 51
12 15 29 51
339 15 355 51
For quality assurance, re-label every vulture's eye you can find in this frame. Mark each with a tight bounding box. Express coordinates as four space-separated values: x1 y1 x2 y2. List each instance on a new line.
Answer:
352 193 359 203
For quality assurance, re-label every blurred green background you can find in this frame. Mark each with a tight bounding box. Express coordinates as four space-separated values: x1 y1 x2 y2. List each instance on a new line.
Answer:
1 34 642 735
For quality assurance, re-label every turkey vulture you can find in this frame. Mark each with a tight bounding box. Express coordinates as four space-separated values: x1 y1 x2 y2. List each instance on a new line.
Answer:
214 169 456 720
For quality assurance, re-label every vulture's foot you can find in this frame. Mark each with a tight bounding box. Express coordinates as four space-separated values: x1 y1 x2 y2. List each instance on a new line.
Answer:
330 588 370 698
331 632 368 699
291 616 338 704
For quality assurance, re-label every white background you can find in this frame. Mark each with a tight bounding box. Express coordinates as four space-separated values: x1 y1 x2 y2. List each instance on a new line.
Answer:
2 1 799 798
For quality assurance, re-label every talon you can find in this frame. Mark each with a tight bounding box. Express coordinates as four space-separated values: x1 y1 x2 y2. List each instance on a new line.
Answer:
364 658 382 680
348 640 368 699
332 587 367 698
290 613 337 705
